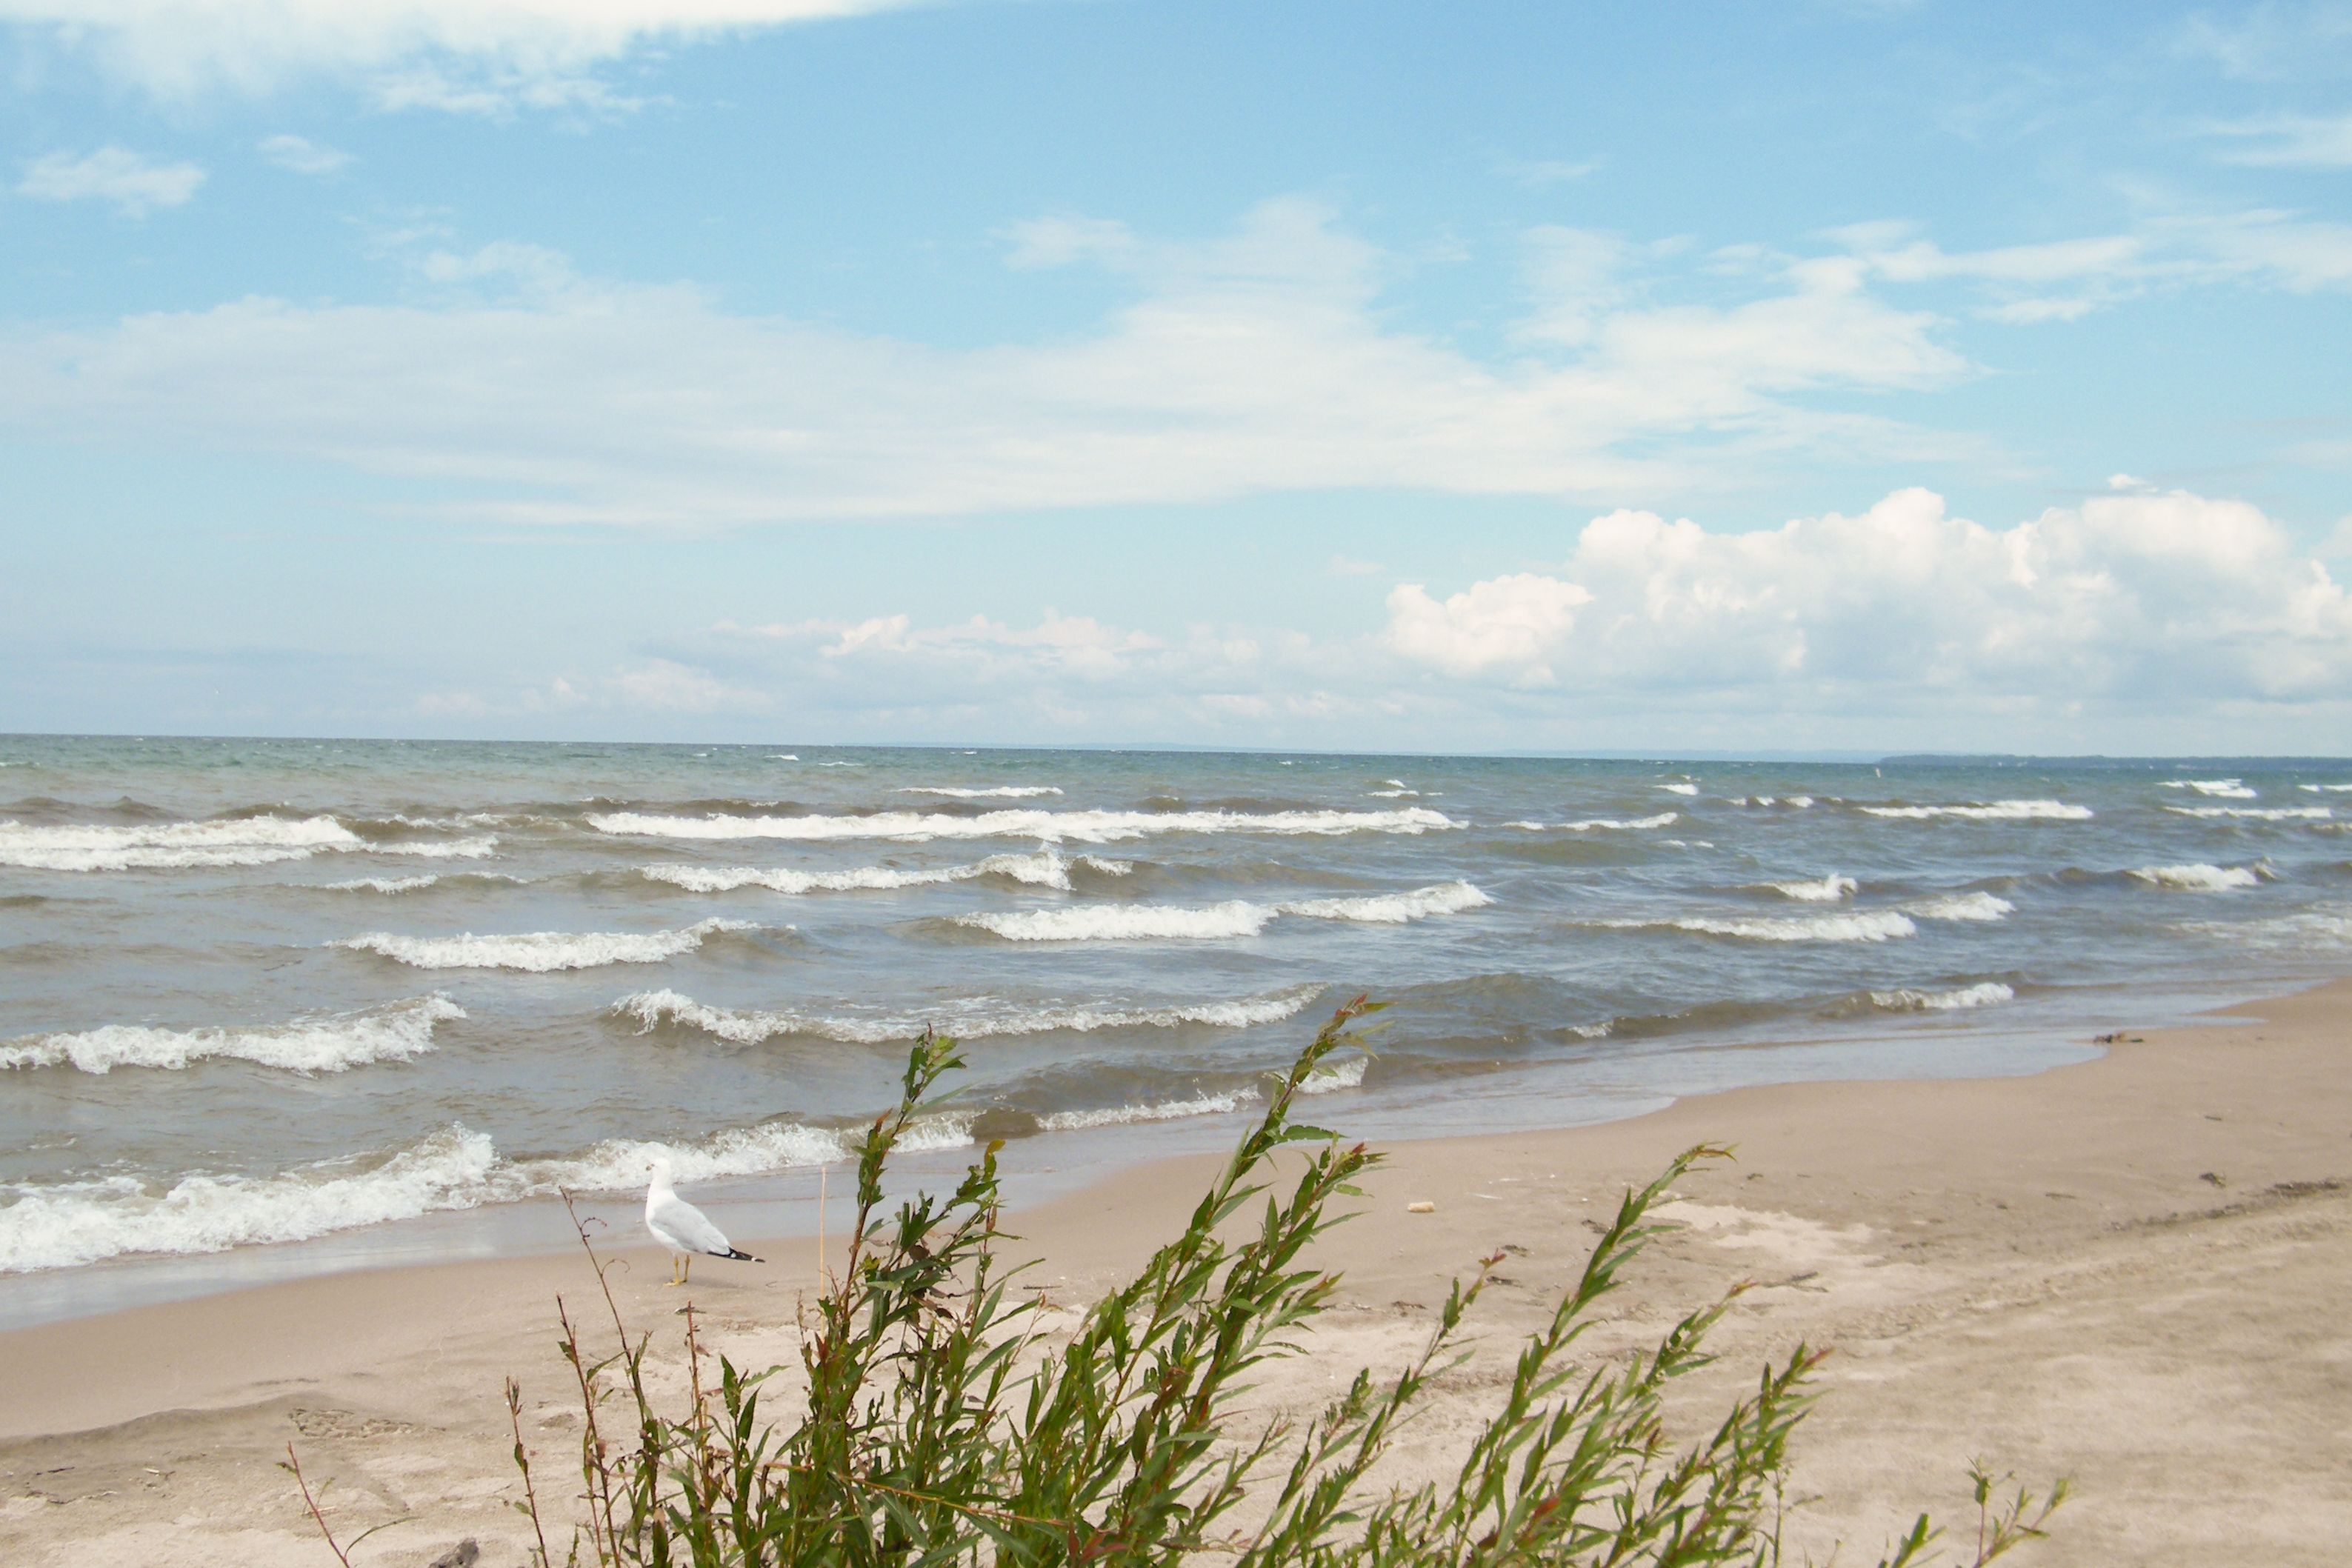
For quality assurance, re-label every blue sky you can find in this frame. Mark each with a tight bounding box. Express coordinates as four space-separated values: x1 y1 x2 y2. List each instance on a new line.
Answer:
2 0 2349 753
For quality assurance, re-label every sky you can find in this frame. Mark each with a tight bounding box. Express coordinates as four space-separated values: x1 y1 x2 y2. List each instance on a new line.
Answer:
1 0 2349 755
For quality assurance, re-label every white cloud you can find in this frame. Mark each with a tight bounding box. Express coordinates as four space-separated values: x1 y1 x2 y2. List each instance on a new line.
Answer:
1384 574 1590 684
0 201 1984 526
17 145 204 215
2205 111 2352 167
0 1 913 101
258 133 351 174
1384 487 2352 701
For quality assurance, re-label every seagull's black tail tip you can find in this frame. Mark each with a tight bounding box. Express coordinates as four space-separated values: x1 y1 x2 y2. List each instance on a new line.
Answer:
718 1247 759 1263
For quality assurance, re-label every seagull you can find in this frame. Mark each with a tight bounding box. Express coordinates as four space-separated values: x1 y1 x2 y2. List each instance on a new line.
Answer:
644 1155 761 1286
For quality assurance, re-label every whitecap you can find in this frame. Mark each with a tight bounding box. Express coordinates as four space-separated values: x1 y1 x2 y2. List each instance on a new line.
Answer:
2129 863 2263 892
1862 799 2093 821
896 786 1063 798
1297 1056 1367 1095
1907 892 2015 922
588 805 1456 844
1869 981 2014 1012
1519 812 1679 832
326 875 443 894
1659 782 1699 796
2164 806 2330 821
2162 778 2257 799
0 997 464 1075
1593 910 1917 943
0 813 360 872
642 846 1084 895
954 882 1490 941
1767 874 1857 902
1038 1090 1256 1131
371 835 499 859
613 984 1322 1046
2300 783 2352 793
336 917 757 972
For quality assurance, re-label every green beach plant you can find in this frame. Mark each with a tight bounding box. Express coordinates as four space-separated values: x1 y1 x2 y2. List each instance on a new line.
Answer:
462 997 2061 1567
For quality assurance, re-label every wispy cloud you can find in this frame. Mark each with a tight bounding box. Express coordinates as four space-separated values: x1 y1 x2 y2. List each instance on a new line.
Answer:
0 0 919 108
2202 110 2352 167
17 145 204 216
257 133 352 175
0 200 1983 527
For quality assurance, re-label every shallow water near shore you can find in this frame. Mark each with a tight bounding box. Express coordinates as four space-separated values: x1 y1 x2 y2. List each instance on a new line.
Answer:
2 735 2345 1325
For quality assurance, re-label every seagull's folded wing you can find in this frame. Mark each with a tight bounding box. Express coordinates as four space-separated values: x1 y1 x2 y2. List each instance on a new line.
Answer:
650 1192 735 1257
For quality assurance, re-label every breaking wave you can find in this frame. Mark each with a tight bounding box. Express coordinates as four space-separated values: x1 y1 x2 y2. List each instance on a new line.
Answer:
641 847 1115 895
1510 813 1679 832
335 918 759 972
1908 892 2016 922
1767 874 1857 902
0 813 360 872
2162 778 2257 799
0 996 464 1075
2130 863 2264 893
1868 981 2015 1012
613 984 1322 1046
2164 806 2330 821
1591 910 1919 943
1862 799 2093 821
953 881 1490 941
1038 1090 1256 1131
587 806 1456 844
896 786 1062 798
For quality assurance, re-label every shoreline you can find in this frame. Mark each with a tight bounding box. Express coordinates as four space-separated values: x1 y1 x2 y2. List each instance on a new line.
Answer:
4 978 2349 1563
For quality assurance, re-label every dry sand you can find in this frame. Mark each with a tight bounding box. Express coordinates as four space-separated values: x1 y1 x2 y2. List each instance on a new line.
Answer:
4 981 2348 1566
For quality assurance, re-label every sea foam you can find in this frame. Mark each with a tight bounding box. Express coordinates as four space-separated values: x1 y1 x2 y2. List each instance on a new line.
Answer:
0 813 362 872
1596 910 1918 943
2162 779 2257 799
614 984 1319 1045
1862 799 2093 821
2164 806 2330 821
642 847 1100 895
953 881 1490 941
1869 981 2015 1012
0 996 464 1075
587 805 1456 844
1038 1090 1257 1131
1767 874 1858 902
1907 892 2016 922
2130 863 2264 892
336 918 758 972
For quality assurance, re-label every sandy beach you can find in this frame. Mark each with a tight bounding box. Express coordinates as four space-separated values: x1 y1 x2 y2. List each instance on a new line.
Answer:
4 980 2348 1567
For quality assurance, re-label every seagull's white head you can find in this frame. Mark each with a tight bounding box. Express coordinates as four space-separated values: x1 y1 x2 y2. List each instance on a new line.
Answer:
647 1153 675 1188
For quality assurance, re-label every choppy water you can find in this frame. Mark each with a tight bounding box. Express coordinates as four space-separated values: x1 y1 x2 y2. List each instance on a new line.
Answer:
4 736 2349 1321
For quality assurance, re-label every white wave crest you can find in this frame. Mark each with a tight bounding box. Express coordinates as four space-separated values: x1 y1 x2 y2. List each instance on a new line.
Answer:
1870 981 2015 1012
1297 1056 1368 1095
614 984 1321 1046
2301 783 2352 793
2162 778 2257 798
326 875 442 894
1768 874 1857 902
0 1127 502 1273
0 997 464 1075
336 918 757 972
588 805 1456 845
1281 881 1493 924
956 882 1490 941
2164 806 2331 821
896 786 1063 798
1659 782 1699 796
1597 910 1917 943
1862 799 2093 821
1038 1090 1256 1131
0 813 360 872
643 846 1083 895
1518 812 1679 832
2130 862 2263 892
1908 892 2015 922
958 901 1275 942
371 835 499 859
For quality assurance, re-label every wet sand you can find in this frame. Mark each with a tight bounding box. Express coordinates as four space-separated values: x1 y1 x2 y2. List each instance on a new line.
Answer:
4 981 2348 1566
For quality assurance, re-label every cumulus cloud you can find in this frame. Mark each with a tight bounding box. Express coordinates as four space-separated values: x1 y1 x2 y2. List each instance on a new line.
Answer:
1383 487 2352 702
0 201 1979 526
16 145 204 215
1384 575 1590 684
0 1 912 102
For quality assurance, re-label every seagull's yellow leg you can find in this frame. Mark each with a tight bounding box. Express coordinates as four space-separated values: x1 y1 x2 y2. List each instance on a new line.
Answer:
665 1255 684 1287
682 1255 693 1285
